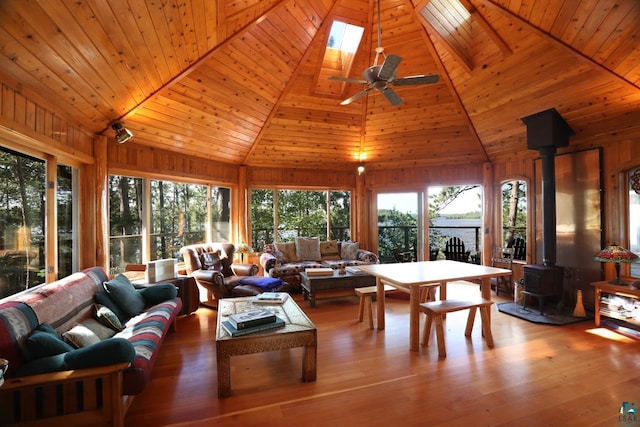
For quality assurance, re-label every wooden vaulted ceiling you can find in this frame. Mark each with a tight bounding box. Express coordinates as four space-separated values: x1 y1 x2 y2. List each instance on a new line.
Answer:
0 0 639 171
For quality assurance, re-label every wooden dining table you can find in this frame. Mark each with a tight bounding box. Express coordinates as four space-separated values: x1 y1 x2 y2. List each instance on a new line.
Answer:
358 260 512 351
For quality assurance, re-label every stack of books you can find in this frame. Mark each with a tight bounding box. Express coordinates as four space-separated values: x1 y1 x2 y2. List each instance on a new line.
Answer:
345 266 365 275
253 292 289 304
221 308 285 337
305 267 334 276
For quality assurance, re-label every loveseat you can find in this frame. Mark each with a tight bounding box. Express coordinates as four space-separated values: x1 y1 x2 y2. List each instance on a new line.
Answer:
259 238 379 288
181 242 292 308
0 266 182 427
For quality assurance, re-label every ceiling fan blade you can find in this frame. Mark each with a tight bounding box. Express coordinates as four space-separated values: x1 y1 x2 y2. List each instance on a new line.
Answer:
329 76 368 85
339 87 375 105
379 86 403 106
392 74 440 86
377 54 402 81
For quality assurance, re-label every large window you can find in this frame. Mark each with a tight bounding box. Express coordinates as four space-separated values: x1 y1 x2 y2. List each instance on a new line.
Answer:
109 175 231 275
109 176 143 275
500 180 527 260
250 189 351 251
0 149 46 298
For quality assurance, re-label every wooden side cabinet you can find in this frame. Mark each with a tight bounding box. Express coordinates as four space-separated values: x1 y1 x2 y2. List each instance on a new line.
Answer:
591 280 640 338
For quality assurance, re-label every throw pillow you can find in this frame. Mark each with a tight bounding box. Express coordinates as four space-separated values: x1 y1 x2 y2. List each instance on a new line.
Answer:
200 251 222 271
138 284 178 306
63 324 101 349
320 240 341 260
26 328 74 359
64 338 136 370
94 304 125 331
275 242 296 263
273 249 286 266
17 338 136 377
237 276 284 291
103 274 146 318
80 318 116 341
340 241 360 260
94 290 128 323
220 256 234 277
295 236 321 261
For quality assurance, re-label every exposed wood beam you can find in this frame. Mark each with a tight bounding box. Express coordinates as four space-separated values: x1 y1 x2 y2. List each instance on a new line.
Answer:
104 0 290 134
415 0 473 73
477 0 640 92
410 0 489 162
461 0 511 56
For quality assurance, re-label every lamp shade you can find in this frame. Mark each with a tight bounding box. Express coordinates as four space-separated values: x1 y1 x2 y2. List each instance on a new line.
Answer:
594 243 639 263
235 243 253 253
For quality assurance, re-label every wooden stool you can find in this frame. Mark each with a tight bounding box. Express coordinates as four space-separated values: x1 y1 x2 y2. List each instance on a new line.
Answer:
355 284 396 329
419 298 494 357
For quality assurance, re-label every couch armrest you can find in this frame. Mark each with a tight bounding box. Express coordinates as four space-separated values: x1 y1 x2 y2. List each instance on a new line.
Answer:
0 362 130 427
259 252 277 275
192 269 228 300
357 249 379 264
231 263 258 277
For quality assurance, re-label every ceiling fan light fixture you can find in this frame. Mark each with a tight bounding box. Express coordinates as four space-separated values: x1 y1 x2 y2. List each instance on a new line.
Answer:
111 122 133 144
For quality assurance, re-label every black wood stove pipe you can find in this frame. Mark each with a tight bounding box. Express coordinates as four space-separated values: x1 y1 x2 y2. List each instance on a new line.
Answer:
521 108 574 266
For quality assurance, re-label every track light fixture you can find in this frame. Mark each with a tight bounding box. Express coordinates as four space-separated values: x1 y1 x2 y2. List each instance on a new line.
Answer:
111 122 133 144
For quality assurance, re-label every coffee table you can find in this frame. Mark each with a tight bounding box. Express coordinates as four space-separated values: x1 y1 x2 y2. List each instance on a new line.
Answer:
215 296 317 397
300 270 376 307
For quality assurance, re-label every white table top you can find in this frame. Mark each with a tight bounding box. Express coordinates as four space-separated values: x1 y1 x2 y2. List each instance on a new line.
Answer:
358 260 512 287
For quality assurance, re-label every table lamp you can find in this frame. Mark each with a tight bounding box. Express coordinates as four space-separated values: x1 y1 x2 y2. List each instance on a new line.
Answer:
235 243 253 264
594 243 639 285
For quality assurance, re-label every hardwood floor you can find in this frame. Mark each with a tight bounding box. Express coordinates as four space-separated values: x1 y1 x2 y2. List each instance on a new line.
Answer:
125 282 639 426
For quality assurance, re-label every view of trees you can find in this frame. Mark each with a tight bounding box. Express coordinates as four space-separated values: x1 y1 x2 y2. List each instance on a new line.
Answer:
501 180 527 244
109 176 231 275
0 149 47 297
250 189 351 251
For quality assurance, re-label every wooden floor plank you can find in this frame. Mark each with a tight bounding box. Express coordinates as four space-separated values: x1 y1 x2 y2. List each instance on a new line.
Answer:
124 282 639 426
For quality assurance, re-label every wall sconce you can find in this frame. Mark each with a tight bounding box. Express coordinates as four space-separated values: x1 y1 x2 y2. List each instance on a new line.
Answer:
357 164 365 175
111 122 133 144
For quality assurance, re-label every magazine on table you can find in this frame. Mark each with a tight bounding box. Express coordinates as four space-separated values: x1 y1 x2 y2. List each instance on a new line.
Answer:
253 292 289 304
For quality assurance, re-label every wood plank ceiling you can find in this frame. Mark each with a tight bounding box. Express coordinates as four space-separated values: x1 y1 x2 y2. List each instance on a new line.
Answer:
0 0 638 171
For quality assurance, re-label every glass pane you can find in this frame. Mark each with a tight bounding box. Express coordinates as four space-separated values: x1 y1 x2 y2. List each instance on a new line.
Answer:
501 180 527 260
330 190 350 241
377 193 418 263
251 189 274 251
211 186 231 242
109 175 143 275
150 181 210 260
630 168 640 277
0 149 46 298
428 185 482 263
276 190 328 241
57 164 77 277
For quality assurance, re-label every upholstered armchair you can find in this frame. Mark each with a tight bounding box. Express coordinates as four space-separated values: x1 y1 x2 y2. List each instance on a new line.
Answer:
180 242 261 308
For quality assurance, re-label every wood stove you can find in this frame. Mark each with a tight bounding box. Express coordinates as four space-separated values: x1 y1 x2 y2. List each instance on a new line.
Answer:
523 264 564 314
520 109 573 314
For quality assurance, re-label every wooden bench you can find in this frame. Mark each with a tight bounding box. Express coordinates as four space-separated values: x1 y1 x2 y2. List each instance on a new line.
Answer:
420 298 494 357
355 284 396 329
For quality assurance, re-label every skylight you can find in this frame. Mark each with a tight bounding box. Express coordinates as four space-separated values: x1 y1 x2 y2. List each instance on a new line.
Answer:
327 21 364 54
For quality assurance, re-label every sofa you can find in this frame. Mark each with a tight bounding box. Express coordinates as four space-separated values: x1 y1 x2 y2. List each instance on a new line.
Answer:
180 242 292 308
0 266 182 427
259 238 379 288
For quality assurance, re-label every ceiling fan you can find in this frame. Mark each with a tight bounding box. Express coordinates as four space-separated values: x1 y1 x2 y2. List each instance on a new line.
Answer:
329 0 439 106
